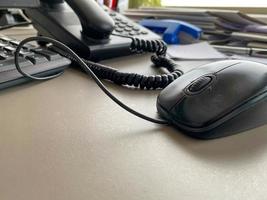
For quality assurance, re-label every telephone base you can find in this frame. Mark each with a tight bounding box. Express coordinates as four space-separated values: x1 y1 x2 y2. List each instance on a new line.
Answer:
25 2 160 61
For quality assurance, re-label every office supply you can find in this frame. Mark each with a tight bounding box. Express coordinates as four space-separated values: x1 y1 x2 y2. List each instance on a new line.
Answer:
231 55 267 65
0 35 70 90
25 0 160 60
124 8 219 32
167 42 227 60
231 32 267 43
212 45 267 58
124 7 266 32
244 24 267 34
107 0 118 10
210 10 265 27
247 41 267 49
139 19 202 44
157 59 267 139
124 7 267 51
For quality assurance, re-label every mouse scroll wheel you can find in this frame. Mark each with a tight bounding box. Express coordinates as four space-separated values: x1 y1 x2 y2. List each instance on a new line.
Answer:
188 76 212 93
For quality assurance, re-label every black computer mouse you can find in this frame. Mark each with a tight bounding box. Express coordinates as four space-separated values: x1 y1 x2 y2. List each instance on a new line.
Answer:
157 60 267 139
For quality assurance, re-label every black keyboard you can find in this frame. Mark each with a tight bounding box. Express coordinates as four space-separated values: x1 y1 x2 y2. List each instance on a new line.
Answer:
0 35 71 90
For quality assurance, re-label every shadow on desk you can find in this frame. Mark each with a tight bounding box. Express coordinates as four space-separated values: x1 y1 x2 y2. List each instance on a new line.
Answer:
162 125 267 165
1 63 267 167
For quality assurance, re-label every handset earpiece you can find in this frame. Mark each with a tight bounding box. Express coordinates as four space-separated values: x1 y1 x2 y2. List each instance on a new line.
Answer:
64 0 115 39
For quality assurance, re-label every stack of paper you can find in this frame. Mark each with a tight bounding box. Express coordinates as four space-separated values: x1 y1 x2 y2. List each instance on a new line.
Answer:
124 7 267 51
124 7 266 32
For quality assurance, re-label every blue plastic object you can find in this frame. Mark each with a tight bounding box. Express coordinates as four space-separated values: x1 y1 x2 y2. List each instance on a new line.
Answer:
139 19 202 44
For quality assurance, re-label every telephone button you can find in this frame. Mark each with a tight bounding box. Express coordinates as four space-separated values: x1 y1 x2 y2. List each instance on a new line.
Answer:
124 27 132 32
121 20 128 24
133 27 140 31
141 31 148 35
109 12 116 17
115 17 122 21
115 28 123 32
118 24 126 28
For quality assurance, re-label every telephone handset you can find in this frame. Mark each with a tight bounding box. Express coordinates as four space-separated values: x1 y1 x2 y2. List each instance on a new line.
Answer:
64 0 114 39
25 0 160 60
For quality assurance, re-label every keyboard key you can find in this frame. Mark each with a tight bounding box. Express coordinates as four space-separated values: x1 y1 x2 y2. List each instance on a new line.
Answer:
9 40 20 46
0 58 32 72
31 48 62 61
26 54 48 64
0 36 12 42
3 46 16 54
0 43 6 49
0 52 9 60
19 50 35 58
9 40 36 50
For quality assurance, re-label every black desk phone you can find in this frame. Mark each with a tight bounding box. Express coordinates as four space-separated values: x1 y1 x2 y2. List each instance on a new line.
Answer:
24 0 182 90
25 0 160 61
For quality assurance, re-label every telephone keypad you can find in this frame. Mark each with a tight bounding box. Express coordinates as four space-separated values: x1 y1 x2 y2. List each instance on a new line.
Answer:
106 8 151 37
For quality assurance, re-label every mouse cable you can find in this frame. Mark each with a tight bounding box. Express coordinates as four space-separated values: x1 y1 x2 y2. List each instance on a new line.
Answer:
14 36 169 125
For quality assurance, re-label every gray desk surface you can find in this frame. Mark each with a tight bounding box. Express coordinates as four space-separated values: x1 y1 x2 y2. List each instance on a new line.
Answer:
1 27 267 200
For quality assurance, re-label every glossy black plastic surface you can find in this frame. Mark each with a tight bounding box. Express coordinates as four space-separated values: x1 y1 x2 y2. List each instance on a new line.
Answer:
157 60 267 139
25 0 160 60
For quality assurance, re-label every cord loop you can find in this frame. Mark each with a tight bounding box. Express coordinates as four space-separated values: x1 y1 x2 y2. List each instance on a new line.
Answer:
54 37 183 89
14 36 169 125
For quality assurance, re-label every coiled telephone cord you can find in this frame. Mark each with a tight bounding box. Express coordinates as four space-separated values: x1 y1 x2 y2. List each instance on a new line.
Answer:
54 36 183 90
